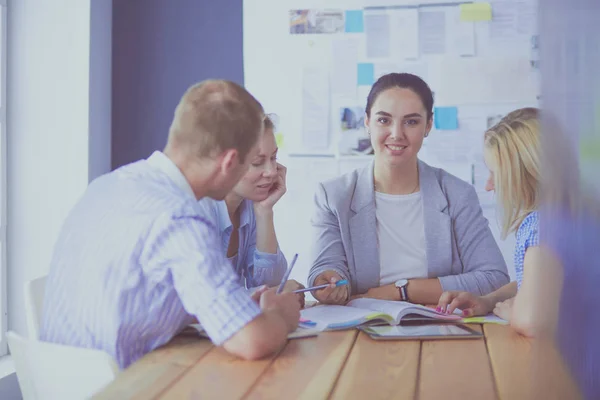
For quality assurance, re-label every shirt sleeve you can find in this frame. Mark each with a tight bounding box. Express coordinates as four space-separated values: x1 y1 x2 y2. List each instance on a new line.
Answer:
243 216 287 288
141 212 261 346
437 186 511 295
516 215 540 290
307 182 352 290
524 217 540 249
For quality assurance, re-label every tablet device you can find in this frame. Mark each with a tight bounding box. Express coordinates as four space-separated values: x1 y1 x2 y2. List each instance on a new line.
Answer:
360 324 483 340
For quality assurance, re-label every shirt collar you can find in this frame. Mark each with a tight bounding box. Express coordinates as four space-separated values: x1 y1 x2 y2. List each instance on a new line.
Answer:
146 151 196 199
216 198 253 233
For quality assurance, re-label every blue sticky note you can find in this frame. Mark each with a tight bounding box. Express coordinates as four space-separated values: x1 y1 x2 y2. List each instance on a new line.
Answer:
434 107 459 130
345 10 364 33
357 63 375 86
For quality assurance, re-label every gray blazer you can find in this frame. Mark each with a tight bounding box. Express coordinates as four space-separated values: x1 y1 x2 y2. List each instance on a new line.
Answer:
307 160 509 296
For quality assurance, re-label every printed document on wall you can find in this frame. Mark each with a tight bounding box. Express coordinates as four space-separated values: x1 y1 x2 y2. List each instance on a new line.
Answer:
419 9 446 55
332 38 359 100
365 10 391 58
447 6 476 56
302 67 330 149
487 0 538 49
389 8 419 60
438 58 538 105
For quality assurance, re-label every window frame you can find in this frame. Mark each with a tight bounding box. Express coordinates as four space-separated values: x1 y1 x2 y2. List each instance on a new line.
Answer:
0 0 8 357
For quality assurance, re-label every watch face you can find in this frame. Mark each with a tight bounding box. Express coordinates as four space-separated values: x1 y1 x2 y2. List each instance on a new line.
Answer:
395 279 408 288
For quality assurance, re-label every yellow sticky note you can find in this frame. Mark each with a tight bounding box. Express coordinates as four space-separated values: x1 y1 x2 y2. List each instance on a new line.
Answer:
461 317 485 323
275 132 284 148
460 3 492 21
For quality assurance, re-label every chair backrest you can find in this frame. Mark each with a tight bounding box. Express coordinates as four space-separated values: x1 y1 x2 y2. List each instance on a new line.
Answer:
24 276 47 339
7 331 119 400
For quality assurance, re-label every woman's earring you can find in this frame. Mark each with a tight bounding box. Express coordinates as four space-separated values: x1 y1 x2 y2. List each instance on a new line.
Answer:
367 129 371 136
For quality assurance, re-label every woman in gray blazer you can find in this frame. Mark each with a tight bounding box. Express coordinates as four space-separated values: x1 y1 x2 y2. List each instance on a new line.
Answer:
308 73 509 305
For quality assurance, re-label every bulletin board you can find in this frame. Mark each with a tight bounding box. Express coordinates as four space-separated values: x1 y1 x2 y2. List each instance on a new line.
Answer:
243 0 539 283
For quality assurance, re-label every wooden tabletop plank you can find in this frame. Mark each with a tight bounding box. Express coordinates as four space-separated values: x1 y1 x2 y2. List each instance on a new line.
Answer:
484 324 532 399
418 325 497 400
330 331 420 400
157 345 276 399
484 324 581 400
243 330 358 400
530 338 582 399
94 335 214 399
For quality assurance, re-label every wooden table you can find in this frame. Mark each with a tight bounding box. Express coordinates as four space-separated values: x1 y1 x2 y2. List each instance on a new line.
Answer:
94 324 581 399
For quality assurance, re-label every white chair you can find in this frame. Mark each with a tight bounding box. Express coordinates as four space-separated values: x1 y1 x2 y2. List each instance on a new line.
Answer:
24 275 47 339
7 331 119 400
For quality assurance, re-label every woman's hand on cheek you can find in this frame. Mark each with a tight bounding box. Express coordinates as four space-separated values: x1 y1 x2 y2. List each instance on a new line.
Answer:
254 163 287 213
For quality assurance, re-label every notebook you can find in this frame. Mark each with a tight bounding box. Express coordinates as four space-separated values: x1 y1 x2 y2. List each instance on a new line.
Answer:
299 298 506 331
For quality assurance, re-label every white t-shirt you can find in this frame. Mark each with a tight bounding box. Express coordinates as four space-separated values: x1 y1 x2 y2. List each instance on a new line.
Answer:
375 191 428 286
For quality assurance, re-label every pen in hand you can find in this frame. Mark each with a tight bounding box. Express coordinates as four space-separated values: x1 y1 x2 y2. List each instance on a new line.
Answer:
276 253 298 294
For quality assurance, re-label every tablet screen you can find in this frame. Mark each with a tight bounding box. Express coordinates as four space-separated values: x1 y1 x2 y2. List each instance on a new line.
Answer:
362 324 481 339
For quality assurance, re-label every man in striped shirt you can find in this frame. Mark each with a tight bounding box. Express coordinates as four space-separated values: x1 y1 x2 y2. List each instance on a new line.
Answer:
40 80 301 369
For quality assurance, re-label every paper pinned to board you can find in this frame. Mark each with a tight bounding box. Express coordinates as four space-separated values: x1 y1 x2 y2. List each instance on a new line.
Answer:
389 8 419 60
449 6 476 56
419 10 446 55
302 67 330 149
487 0 538 45
365 10 391 58
275 133 284 148
459 2 492 21
434 107 459 130
420 116 487 185
345 10 364 33
357 63 375 86
437 58 539 105
332 38 359 99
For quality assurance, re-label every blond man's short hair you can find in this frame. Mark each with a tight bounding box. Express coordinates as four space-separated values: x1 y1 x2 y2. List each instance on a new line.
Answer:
167 80 264 163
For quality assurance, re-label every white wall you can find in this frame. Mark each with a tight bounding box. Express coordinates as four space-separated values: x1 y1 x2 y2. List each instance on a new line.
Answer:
7 0 112 337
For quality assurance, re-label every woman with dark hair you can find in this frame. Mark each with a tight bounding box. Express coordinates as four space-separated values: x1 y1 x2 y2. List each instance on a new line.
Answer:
308 73 509 305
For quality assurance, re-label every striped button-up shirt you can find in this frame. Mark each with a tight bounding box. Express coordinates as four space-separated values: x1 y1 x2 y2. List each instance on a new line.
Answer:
197 197 287 289
40 151 261 369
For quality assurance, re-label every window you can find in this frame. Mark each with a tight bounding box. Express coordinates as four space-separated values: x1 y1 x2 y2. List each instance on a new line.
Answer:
0 0 8 356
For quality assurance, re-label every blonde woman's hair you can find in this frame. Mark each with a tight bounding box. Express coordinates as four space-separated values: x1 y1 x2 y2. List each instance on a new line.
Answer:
484 107 541 238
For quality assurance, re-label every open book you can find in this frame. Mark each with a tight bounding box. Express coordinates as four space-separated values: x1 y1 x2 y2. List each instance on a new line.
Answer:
299 298 506 331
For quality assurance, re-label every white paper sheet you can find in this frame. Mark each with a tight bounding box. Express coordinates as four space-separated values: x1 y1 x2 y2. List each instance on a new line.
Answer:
357 85 371 112
331 38 359 99
448 6 476 57
490 1 519 40
421 129 473 184
419 9 446 55
302 67 330 149
438 58 538 105
516 0 538 36
464 117 496 208
489 0 538 40
365 11 391 58
389 8 419 60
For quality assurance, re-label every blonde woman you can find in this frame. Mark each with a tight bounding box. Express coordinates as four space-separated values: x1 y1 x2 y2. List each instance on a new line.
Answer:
197 115 305 304
437 108 542 335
